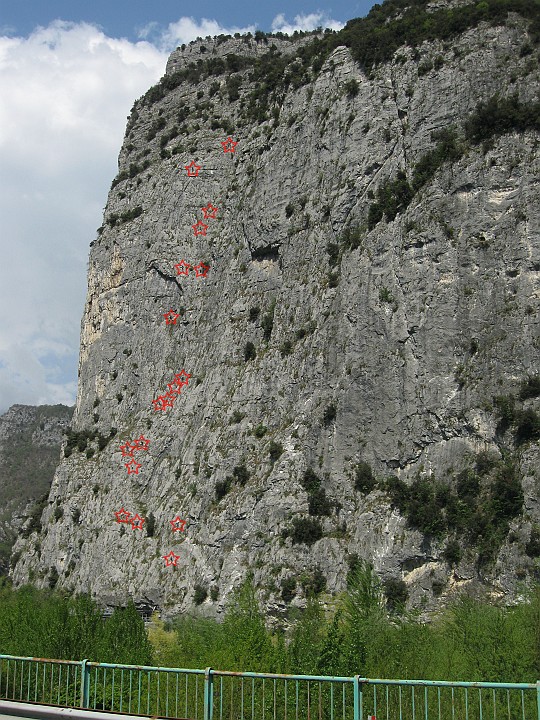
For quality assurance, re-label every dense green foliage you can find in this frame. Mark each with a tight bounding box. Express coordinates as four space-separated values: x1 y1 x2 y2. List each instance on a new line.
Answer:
0 582 153 663
300 468 333 516
353 452 525 567
2 574 540 681
148 569 540 682
63 427 117 459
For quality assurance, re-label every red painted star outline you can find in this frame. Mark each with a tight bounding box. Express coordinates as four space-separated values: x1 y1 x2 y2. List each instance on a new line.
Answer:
163 309 180 325
184 160 202 177
162 550 181 567
201 203 218 219
114 507 132 523
130 513 145 530
120 442 135 457
172 369 191 387
221 137 238 153
125 458 142 475
167 382 181 397
174 259 191 276
193 262 210 279
170 516 187 532
192 220 209 236
132 434 150 452
152 393 176 411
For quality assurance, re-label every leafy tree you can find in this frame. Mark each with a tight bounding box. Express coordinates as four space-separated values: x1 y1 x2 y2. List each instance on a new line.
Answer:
98 601 153 665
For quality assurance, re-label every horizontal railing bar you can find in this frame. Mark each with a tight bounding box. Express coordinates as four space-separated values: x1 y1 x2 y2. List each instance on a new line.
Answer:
210 670 354 682
0 656 80 667
361 679 537 690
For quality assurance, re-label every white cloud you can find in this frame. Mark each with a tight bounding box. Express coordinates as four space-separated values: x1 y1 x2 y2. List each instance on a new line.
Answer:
0 20 167 414
270 11 345 34
140 17 256 51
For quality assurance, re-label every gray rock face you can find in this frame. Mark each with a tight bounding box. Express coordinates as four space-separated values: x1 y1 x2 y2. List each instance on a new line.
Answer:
0 404 73 574
10 11 540 619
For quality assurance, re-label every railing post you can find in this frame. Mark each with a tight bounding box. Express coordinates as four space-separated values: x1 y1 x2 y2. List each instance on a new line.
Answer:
354 675 364 720
536 680 540 720
80 659 90 709
204 667 213 720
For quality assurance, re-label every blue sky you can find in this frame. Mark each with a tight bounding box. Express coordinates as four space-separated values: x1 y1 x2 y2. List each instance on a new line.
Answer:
1 1 372 40
0 0 375 414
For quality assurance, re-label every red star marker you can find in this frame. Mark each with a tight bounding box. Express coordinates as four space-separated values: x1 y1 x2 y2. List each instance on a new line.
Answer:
201 203 218 219
172 369 191 387
193 262 210 279
170 516 187 532
130 513 145 530
163 551 181 567
184 160 202 177
125 458 142 475
114 507 132 523
120 442 135 457
131 434 150 452
163 309 180 325
152 393 176 411
174 259 191 276
221 137 238 153
192 220 209 236
167 382 181 397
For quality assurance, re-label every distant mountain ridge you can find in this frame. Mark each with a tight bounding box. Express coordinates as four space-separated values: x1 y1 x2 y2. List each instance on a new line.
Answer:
0 404 73 574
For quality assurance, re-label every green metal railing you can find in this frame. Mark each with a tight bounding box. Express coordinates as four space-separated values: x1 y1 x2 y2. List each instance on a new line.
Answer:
0 654 539 720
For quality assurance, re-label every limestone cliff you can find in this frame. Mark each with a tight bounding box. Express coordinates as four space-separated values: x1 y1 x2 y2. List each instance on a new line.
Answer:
11 0 540 619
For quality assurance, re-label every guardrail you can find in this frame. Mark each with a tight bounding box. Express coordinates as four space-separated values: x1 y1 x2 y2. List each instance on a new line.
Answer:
1 655 539 720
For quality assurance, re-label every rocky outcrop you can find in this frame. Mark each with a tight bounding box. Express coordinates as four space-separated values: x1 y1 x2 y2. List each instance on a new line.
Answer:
10 1 540 620
0 404 73 575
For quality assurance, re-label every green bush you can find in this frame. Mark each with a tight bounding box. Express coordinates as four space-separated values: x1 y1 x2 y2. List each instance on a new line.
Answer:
308 487 332 516
269 441 283 463
443 539 462 565
300 567 327 597
226 75 242 101
261 300 276 341
326 242 340 266
526 526 540 557
493 394 516 433
146 513 155 538
244 341 256 361
475 450 498 476
354 462 376 494
323 403 337 426
253 424 268 438
232 464 250 485
193 585 208 605
328 272 339 288
249 306 260 321
383 577 408 613
215 478 232 501
514 408 540 445
229 410 245 424
48 566 59 590
490 462 524 522
281 577 296 603
519 375 540 399
280 340 293 356
288 517 323 546
285 203 294 217
345 79 359 97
